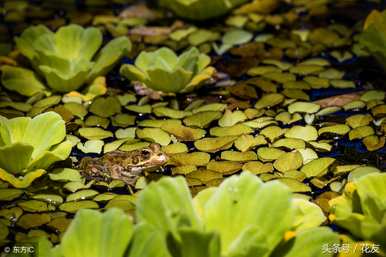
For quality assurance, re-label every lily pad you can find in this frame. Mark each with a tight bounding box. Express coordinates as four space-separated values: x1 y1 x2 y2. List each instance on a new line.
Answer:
273 151 303 172
242 161 273 174
220 150 257 161
78 127 113 140
194 136 236 152
136 128 171 146
206 161 243 175
234 135 267 152
59 200 99 213
255 93 284 109
301 157 335 178
17 213 51 229
66 189 99 202
0 189 24 201
161 123 206 141
210 124 252 136
288 102 320 114
89 96 121 118
218 109 247 127
285 125 318 141
170 152 211 166
183 111 222 128
257 147 285 161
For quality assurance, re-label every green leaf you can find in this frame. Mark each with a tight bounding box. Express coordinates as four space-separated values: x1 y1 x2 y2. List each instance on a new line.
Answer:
22 112 67 159
61 208 133 257
167 228 221 257
329 173 386 250
199 172 293 256
1 65 46 96
0 168 46 188
292 199 326 232
0 143 33 174
54 24 102 60
0 112 71 177
15 24 54 60
14 24 131 92
127 224 171 257
120 47 212 94
136 176 201 234
89 36 131 80
271 227 339 257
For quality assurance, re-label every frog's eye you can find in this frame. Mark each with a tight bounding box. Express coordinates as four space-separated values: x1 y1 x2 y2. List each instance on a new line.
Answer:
141 150 151 158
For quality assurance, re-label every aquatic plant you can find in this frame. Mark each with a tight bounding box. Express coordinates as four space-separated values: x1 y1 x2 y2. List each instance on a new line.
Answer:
358 10 386 71
158 0 249 20
37 172 338 257
0 112 72 188
1 24 131 94
329 172 386 251
120 47 215 93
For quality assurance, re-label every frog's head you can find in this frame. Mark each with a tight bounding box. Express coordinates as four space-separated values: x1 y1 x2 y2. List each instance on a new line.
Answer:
129 143 168 171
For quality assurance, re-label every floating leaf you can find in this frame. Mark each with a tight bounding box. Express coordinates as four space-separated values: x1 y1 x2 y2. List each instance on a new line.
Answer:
273 151 303 172
301 158 335 178
285 125 318 141
136 128 171 146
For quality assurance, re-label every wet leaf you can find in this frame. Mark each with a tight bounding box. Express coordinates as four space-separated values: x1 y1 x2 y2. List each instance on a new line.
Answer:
207 161 243 175
285 125 318 141
210 124 252 136
136 128 171 146
77 140 104 154
0 188 24 201
194 136 236 152
288 102 320 114
234 135 267 152
161 123 206 141
183 111 222 128
348 126 374 140
66 189 99 202
59 200 99 213
257 147 285 161
218 109 247 127
255 93 284 109
242 161 273 174
220 150 257 161
78 127 113 140
273 151 303 172
89 96 121 118
17 213 51 229
318 124 350 136
301 157 335 178
170 152 211 166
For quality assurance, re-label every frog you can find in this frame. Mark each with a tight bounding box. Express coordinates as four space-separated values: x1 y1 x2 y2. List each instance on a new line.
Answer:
78 144 168 185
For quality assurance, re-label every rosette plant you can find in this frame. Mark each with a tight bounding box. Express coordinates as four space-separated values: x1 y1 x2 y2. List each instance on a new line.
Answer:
120 47 215 94
158 0 249 20
358 10 386 71
0 112 72 188
1 24 131 94
37 172 338 257
329 173 386 251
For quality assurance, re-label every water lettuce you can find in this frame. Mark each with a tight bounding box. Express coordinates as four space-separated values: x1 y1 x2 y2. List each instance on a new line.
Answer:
120 47 215 93
329 173 386 251
45 172 336 257
358 10 386 71
158 0 248 20
0 112 72 188
2 24 131 94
